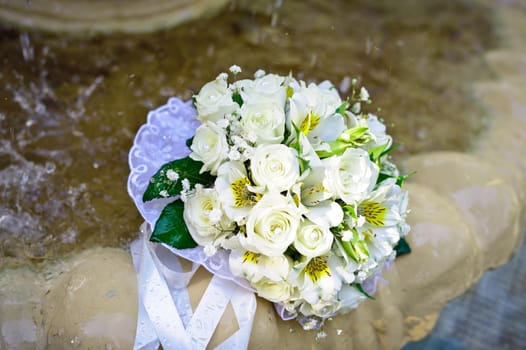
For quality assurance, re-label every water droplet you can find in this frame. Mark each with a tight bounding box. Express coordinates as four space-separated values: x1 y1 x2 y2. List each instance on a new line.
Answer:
315 331 327 342
19 33 34 61
44 161 56 174
69 336 81 347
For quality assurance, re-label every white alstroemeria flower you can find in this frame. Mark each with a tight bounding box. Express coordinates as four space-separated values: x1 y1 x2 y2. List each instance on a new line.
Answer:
252 278 292 303
239 102 285 145
240 192 301 256
363 231 395 263
229 250 291 283
398 189 410 237
183 188 234 248
305 201 344 229
250 144 300 193
297 133 323 169
299 298 341 318
236 73 286 106
328 253 357 284
290 256 342 305
189 121 229 175
294 220 334 258
304 80 342 117
194 79 239 123
337 284 367 314
301 166 333 206
288 80 346 145
353 179 410 261
366 114 392 149
300 165 343 229
323 147 379 205
356 178 409 239
215 161 258 223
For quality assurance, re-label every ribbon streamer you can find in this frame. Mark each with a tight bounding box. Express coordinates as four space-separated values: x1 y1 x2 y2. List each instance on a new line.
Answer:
131 224 257 350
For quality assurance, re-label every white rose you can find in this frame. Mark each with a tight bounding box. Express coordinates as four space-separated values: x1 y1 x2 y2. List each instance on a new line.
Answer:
183 188 234 247
194 79 239 123
294 220 334 258
250 144 300 193
240 102 285 145
189 121 229 175
237 73 286 106
240 193 301 256
253 278 291 303
323 148 378 204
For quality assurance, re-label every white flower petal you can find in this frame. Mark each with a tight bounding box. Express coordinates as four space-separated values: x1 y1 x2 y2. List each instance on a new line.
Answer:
305 201 343 228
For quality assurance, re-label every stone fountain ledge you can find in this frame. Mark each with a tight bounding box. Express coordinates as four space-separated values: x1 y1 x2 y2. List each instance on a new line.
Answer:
0 0 229 34
1 5 526 350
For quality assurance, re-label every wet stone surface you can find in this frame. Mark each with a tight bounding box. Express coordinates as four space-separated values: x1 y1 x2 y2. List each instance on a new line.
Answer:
0 0 497 266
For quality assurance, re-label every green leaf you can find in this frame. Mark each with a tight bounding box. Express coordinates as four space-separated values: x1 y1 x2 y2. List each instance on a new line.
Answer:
289 122 302 153
354 283 376 300
376 170 416 187
185 137 194 149
232 92 243 107
150 200 197 249
288 123 311 174
394 237 411 256
368 143 390 164
396 170 416 187
380 143 400 158
297 156 311 174
336 99 350 115
342 205 357 219
376 172 393 184
142 157 214 202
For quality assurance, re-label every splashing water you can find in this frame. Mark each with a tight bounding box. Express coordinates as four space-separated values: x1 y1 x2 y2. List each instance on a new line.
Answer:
0 34 140 265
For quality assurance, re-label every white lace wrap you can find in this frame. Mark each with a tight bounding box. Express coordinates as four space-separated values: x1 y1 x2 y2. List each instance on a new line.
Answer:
128 98 256 350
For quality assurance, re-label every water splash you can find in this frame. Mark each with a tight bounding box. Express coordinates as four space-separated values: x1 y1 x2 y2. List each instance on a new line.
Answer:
19 33 34 62
0 38 108 265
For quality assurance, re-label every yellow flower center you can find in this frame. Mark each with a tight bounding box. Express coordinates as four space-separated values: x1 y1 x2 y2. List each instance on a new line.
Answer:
242 251 259 264
304 257 331 283
358 201 387 226
305 182 328 196
300 113 320 135
231 177 259 208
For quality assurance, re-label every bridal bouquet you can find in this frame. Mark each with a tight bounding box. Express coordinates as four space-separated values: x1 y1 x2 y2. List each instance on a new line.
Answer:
142 66 411 328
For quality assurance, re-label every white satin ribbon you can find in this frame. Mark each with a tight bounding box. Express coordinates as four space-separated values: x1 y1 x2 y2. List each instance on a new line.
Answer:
131 224 256 350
